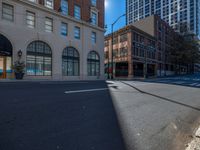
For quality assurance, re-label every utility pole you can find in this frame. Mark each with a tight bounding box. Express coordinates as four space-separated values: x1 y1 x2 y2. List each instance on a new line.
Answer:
111 14 126 79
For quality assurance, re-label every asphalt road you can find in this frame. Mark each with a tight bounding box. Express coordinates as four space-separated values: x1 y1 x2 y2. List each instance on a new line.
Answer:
0 81 126 150
108 74 200 150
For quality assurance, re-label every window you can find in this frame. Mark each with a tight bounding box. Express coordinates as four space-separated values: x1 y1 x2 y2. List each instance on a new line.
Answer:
61 22 68 36
87 51 100 76
120 34 127 42
91 11 97 25
120 47 128 57
91 0 97 6
45 0 54 9
74 5 81 20
91 32 96 44
62 47 79 76
74 26 80 39
61 0 68 15
28 0 37 2
26 41 52 76
45 17 53 32
113 37 118 44
26 11 35 28
2 3 14 22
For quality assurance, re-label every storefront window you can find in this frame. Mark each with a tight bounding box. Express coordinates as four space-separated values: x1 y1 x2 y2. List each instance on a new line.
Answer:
26 41 52 76
62 47 79 76
87 51 100 76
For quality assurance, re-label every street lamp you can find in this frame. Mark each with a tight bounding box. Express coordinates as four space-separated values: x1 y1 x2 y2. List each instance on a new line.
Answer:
110 13 126 79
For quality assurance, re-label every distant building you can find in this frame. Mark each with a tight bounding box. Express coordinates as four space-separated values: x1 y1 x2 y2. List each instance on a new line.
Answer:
126 0 200 37
105 25 157 78
104 15 185 78
0 0 105 80
133 15 184 76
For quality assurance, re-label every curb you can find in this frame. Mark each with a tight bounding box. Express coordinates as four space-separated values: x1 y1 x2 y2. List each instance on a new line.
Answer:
186 126 200 150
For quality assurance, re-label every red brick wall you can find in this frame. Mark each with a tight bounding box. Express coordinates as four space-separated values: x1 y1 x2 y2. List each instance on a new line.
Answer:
39 0 104 28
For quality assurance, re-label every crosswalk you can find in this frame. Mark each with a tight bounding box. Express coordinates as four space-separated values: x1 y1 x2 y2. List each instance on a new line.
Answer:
154 79 200 88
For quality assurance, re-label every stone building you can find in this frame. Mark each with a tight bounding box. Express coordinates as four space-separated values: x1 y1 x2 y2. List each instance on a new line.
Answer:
0 0 105 80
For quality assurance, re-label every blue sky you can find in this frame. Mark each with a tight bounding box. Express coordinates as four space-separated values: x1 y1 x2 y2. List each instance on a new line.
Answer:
105 0 126 35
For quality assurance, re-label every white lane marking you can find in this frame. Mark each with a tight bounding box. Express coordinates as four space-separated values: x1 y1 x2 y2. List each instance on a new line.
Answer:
174 81 186 84
190 83 199 86
40 82 89 84
195 84 200 87
64 88 108 94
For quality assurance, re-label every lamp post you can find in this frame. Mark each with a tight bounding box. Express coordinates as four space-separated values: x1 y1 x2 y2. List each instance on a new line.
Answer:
110 14 126 79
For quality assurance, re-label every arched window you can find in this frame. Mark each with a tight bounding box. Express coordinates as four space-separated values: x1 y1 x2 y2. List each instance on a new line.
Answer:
26 41 52 76
87 51 100 76
62 47 79 76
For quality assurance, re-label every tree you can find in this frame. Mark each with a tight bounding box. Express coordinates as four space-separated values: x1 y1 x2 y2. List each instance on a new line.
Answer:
171 33 200 74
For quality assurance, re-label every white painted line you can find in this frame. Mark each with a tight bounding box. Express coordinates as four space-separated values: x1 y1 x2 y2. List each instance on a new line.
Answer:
40 82 89 84
190 83 199 86
64 88 108 94
173 81 186 84
195 84 200 87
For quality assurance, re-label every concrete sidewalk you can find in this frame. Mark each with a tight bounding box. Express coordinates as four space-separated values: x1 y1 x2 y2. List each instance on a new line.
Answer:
108 80 200 150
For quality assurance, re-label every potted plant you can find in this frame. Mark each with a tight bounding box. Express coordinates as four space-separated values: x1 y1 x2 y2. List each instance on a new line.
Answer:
12 60 25 80
12 50 25 80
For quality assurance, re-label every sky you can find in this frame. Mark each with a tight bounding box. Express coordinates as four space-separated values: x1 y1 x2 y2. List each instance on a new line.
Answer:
105 0 126 35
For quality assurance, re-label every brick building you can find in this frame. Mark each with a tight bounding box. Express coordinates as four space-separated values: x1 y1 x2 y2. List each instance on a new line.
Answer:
0 0 105 80
104 15 184 78
133 15 185 76
105 25 157 78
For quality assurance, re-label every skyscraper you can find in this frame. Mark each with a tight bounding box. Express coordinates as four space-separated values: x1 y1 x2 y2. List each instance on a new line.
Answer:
126 0 200 37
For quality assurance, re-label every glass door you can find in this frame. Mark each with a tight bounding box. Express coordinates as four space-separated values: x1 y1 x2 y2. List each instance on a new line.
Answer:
0 56 12 79
6 57 12 78
0 57 5 78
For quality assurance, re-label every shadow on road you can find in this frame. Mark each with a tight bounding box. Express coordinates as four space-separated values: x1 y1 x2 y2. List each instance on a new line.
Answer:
0 81 127 150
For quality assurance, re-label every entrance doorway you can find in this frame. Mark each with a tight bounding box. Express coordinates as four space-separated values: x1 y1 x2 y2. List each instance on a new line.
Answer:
0 34 13 79
0 56 12 79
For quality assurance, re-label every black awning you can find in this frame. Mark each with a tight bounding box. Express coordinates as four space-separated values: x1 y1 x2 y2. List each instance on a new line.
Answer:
0 34 12 56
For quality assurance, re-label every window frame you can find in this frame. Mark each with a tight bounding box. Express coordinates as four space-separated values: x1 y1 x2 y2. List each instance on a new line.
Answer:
74 26 81 39
62 47 80 76
45 0 54 9
45 17 53 33
26 41 52 76
91 0 97 6
61 0 68 16
74 5 81 20
26 10 36 28
2 3 14 22
91 31 97 44
87 51 100 76
61 22 68 36
90 10 98 25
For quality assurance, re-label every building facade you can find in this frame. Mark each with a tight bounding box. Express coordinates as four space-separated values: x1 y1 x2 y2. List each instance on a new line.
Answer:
105 15 184 78
105 25 157 78
0 0 105 80
126 0 200 37
133 15 184 76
